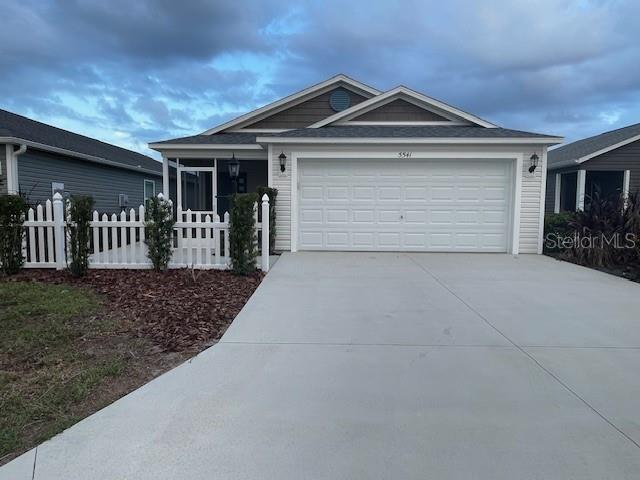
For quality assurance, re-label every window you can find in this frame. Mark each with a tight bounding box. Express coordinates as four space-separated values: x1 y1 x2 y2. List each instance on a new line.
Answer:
144 179 156 200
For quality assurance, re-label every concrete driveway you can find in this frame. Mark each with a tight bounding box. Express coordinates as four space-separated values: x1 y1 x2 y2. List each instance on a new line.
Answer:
3 253 640 479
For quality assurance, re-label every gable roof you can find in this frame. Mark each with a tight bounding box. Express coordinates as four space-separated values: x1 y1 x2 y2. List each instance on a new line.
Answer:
201 74 381 135
309 86 498 129
256 126 561 144
0 109 161 175
548 123 640 169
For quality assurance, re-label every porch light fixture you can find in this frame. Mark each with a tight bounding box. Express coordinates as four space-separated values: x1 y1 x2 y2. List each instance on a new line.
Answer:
228 153 240 179
528 153 539 173
279 152 287 172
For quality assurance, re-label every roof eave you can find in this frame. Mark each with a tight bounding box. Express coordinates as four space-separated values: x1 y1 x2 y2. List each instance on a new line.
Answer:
256 136 564 145
148 143 263 151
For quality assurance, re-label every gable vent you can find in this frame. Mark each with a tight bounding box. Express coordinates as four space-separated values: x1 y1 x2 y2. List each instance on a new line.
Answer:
329 89 351 112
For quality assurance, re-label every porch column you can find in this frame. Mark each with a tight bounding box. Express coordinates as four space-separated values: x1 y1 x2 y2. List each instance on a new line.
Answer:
162 154 169 198
623 170 631 205
554 173 561 213
576 169 586 211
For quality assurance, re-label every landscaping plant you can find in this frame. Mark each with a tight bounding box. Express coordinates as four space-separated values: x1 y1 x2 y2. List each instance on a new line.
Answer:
0 194 27 275
543 211 576 253
229 192 258 275
67 195 94 277
256 186 278 254
145 194 175 272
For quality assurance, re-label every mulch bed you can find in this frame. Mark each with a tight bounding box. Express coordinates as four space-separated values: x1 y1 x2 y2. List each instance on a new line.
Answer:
5 269 264 352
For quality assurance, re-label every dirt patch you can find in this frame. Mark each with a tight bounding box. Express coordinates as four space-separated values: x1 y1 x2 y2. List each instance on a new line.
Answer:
7 269 264 351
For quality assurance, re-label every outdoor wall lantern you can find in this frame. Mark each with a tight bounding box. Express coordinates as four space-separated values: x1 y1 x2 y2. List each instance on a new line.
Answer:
279 152 287 172
528 153 539 173
228 153 240 178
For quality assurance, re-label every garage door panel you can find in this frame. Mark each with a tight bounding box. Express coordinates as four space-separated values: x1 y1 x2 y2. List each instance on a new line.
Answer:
298 159 511 252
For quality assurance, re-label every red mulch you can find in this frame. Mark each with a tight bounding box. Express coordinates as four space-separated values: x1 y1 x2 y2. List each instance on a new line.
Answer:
5 269 264 352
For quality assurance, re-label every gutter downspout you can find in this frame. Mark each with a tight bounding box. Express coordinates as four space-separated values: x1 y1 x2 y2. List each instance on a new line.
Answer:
6 143 26 194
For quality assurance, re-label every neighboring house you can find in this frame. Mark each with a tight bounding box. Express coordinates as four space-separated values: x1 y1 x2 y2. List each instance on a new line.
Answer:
0 109 162 212
546 123 640 213
150 74 562 254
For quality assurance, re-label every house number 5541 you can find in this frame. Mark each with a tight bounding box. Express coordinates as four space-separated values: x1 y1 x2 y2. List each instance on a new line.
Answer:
398 152 412 158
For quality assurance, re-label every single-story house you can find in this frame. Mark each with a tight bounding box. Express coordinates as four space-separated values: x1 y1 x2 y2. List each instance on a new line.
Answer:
545 123 640 213
150 74 562 254
0 108 163 213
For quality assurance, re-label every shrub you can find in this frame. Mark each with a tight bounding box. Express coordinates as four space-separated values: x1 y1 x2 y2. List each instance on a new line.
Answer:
229 192 258 275
0 195 27 275
255 186 278 254
145 194 175 272
67 196 94 277
543 211 576 253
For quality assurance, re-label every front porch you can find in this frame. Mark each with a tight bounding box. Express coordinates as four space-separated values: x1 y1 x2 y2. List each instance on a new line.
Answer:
551 168 631 212
163 156 269 218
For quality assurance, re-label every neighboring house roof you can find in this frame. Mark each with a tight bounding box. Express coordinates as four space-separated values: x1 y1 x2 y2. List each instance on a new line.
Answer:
548 123 640 169
149 132 260 147
256 126 560 144
0 109 161 175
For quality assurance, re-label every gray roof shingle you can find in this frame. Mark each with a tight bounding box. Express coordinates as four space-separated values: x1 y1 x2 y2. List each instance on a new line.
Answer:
151 133 259 145
0 109 161 173
548 123 640 166
260 125 558 139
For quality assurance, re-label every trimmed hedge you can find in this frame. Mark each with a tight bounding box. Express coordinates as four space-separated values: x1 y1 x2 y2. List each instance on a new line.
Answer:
67 196 94 277
543 211 576 253
0 195 27 275
256 186 278 254
145 195 175 272
229 193 258 275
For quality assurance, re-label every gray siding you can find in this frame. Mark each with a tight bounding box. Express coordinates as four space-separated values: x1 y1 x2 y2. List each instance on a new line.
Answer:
17 148 161 213
583 139 640 195
0 144 6 195
351 99 449 121
546 138 640 213
243 87 368 129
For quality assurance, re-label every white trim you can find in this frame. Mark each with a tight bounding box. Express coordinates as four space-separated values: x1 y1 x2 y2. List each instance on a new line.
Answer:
162 155 169 197
201 75 381 135
176 158 182 210
289 151 523 255
309 86 498 129
143 179 156 200
149 143 262 150
554 173 561 214
227 128 290 133
334 121 470 126
267 144 273 187
623 169 631 202
537 148 548 254
0 137 161 176
257 136 563 145
512 154 523 256
578 133 640 164
576 170 586 211
5 144 16 194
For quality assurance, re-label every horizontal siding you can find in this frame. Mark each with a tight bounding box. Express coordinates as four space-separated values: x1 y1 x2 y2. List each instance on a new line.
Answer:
584 139 640 195
18 148 161 214
244 88 368 129
519 148 544 254
352 99 448 122
273 149 292 251
0 144 6 195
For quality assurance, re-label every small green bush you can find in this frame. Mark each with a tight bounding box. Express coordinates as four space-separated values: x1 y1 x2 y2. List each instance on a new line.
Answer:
543 211 577 253
0 195 27 275
145 195 175 272
256 186 278 254
229 193 258 275
67 196 94 277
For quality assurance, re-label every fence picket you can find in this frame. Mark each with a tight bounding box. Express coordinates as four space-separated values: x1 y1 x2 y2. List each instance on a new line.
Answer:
92 211 100 264
101 214 109 265
223 212 230 265
194 213 202 266
27 208 36 263
46 200 54 263
214 214 221 266
128 208 136 265
139 205 145 264
110 214 118 264
36 204 45 263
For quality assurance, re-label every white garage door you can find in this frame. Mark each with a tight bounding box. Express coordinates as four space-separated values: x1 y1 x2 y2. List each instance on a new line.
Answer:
297 158 512 252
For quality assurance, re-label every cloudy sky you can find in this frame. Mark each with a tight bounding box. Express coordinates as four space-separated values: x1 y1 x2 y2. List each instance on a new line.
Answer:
1 0 639 159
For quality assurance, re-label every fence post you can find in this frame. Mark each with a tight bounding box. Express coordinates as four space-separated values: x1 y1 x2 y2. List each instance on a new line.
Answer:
52 192 66 270
261 194 270 272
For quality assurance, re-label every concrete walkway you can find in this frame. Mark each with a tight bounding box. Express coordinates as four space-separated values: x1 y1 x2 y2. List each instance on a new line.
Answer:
3 253 640 479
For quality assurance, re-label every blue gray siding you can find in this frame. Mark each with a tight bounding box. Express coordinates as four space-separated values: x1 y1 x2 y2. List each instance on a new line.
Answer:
0 145 6 195
17 148 161 213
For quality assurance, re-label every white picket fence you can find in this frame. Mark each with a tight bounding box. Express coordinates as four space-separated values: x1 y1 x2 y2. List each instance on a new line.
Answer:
22 192 270 272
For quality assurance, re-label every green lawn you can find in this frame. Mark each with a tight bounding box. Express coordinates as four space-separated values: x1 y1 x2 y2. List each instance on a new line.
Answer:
0 282 125 461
